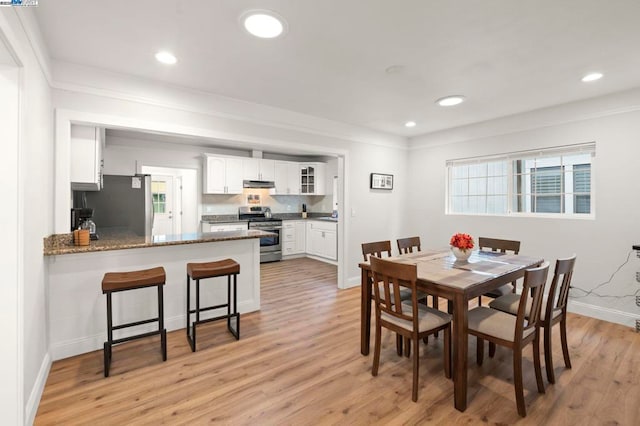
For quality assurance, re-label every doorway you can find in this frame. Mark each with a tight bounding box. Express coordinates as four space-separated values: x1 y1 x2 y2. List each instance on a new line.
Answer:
141 166 198 235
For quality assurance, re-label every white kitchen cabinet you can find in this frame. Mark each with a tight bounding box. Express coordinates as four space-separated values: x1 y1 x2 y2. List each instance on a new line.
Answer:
243 158 275 181
203 155 243 194
282 220 306 255
273 161 300 195
70 125 104 191
305 220 337 260
300 163 326 195
201 222 248 232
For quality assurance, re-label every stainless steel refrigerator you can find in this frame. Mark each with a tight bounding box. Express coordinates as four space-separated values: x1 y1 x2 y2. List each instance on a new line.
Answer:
83 175 154 237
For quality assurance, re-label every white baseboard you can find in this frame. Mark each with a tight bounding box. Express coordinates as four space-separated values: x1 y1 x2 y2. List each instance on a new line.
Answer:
567 300 639 328
25 352 51 426
344 275 361 289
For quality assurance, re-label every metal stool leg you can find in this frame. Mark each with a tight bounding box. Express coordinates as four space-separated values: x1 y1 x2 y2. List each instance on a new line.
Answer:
104 291 113 377
158 285 167 361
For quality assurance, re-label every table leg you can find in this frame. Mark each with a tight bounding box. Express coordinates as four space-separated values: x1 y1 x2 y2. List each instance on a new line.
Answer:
360 268 371 355
453 294 468 411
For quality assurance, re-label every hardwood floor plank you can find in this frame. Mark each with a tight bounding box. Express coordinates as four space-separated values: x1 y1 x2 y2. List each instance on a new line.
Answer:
36 258 640 424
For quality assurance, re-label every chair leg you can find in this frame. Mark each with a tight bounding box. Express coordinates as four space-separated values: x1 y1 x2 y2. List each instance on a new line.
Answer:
544 324 555 384
533 332 545 394
396 334 403 356
513 349 526 417
444 326 451 379
489 342 496 358
433 296 439 338
477 296 482 307
372 320 382 376
404 337 411 357
560 318 572 369
412 335 419 402
476 337 484 366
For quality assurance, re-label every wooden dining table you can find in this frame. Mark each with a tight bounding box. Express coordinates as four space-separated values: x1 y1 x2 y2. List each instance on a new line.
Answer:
359 248 544 412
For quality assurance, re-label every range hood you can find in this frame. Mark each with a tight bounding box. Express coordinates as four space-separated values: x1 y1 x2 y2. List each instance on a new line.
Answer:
243 179 275 189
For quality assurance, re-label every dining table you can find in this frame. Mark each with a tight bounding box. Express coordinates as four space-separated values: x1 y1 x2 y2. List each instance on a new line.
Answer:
359 248 544 412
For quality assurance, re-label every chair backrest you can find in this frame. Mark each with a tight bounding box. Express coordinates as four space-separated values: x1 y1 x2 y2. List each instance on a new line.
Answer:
370 256 418 329
543 255 577 323
478 237 520 254
362 240 392 262
515 261 550 342
397 236 421 255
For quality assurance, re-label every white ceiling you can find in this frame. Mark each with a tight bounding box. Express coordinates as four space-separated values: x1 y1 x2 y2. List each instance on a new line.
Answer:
34 0 640 137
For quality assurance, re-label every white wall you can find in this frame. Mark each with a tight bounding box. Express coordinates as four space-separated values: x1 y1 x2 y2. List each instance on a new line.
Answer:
408 92 640 327
1 8 54 425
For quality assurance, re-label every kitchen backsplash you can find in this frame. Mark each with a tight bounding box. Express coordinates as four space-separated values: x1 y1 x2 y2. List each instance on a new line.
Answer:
201 189 332 215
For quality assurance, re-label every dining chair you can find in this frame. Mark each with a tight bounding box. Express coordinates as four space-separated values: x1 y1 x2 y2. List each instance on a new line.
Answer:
489 255 576 383
362 240 405 355
397 237 439 314
477 237 521 306
369 256 452 402
468 261 549 417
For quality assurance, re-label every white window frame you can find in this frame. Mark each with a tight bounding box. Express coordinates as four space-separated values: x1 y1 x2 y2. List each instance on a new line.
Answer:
445 142 595 219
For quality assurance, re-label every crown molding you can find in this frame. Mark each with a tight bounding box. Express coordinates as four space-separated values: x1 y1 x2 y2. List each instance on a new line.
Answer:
14 8 52 85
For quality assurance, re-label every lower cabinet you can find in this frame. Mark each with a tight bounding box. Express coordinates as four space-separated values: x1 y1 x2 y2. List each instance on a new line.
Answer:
283 220 306 255
305 221 337 261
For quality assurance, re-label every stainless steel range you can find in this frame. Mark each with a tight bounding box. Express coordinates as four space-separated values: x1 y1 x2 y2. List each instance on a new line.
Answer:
239 206 282 263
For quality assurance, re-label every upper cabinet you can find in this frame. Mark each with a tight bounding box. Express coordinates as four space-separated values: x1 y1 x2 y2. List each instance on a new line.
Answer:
273 161 300 195
243 158 275 181
70 125 104 191
203 155 243 194
300 163 326 195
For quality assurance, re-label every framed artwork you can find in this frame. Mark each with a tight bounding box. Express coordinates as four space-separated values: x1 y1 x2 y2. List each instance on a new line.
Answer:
370 173 394 190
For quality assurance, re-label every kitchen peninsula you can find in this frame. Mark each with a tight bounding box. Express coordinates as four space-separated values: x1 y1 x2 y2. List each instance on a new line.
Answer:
44 229 271 360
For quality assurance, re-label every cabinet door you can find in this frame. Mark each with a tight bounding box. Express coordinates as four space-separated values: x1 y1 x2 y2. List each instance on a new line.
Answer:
300 164 316 194
225 158 244 194
273 161 289 195
305 222 314 254
259 159 275 181
242 158 260 180
294 221 306 253
287 163 300 195
322 230 337 260
313 163 326 195
204 156 226 194
70 125 102 191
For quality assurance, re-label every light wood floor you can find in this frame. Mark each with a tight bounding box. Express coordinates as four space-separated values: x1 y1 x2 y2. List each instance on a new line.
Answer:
36 258 640 425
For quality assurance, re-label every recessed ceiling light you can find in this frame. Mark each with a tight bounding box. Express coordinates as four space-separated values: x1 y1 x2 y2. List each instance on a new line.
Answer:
405 121 416 128
155 51 177 65
242 10 287 39
436 95 465 107
581 72 603 82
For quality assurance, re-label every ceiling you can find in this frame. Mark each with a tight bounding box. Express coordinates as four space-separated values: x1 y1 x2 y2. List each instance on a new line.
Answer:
34 0 640 137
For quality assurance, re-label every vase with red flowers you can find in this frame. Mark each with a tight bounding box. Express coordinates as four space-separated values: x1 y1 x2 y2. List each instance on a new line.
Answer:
450 233 474 262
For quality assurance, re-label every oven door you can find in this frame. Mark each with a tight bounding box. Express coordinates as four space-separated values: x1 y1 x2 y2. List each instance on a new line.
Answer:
258 226 281 252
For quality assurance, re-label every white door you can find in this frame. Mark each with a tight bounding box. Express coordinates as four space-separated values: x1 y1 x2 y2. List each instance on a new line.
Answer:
151 175 174 235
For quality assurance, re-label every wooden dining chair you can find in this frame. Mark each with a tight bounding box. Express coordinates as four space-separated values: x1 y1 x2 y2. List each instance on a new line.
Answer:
397 237 439 313
477 237 521 306
489 255 576 383
468 261 549 417
369 256 452 402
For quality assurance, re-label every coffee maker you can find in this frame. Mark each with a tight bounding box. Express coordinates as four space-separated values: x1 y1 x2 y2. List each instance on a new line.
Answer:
70 208 98 240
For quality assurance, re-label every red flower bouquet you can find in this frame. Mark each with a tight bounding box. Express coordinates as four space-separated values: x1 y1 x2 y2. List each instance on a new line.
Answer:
450 233 474 252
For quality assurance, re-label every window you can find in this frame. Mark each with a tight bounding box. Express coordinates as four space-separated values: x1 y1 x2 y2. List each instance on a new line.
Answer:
151 181 167 214
447 143 594 217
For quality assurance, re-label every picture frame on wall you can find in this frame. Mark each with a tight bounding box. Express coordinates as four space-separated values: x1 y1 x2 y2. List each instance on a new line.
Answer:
370 173 393 190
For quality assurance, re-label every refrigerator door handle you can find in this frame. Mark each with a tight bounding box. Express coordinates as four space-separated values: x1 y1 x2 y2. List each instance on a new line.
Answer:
145 175 154 237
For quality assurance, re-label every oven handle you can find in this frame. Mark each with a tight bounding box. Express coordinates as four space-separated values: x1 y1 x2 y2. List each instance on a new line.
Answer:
252 226 283 230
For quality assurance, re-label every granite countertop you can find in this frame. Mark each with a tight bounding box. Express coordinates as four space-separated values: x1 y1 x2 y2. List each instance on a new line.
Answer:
43 229 273 256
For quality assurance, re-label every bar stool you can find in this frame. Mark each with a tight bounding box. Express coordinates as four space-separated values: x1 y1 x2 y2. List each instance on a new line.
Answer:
102 266 167 377
186 259 240 351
